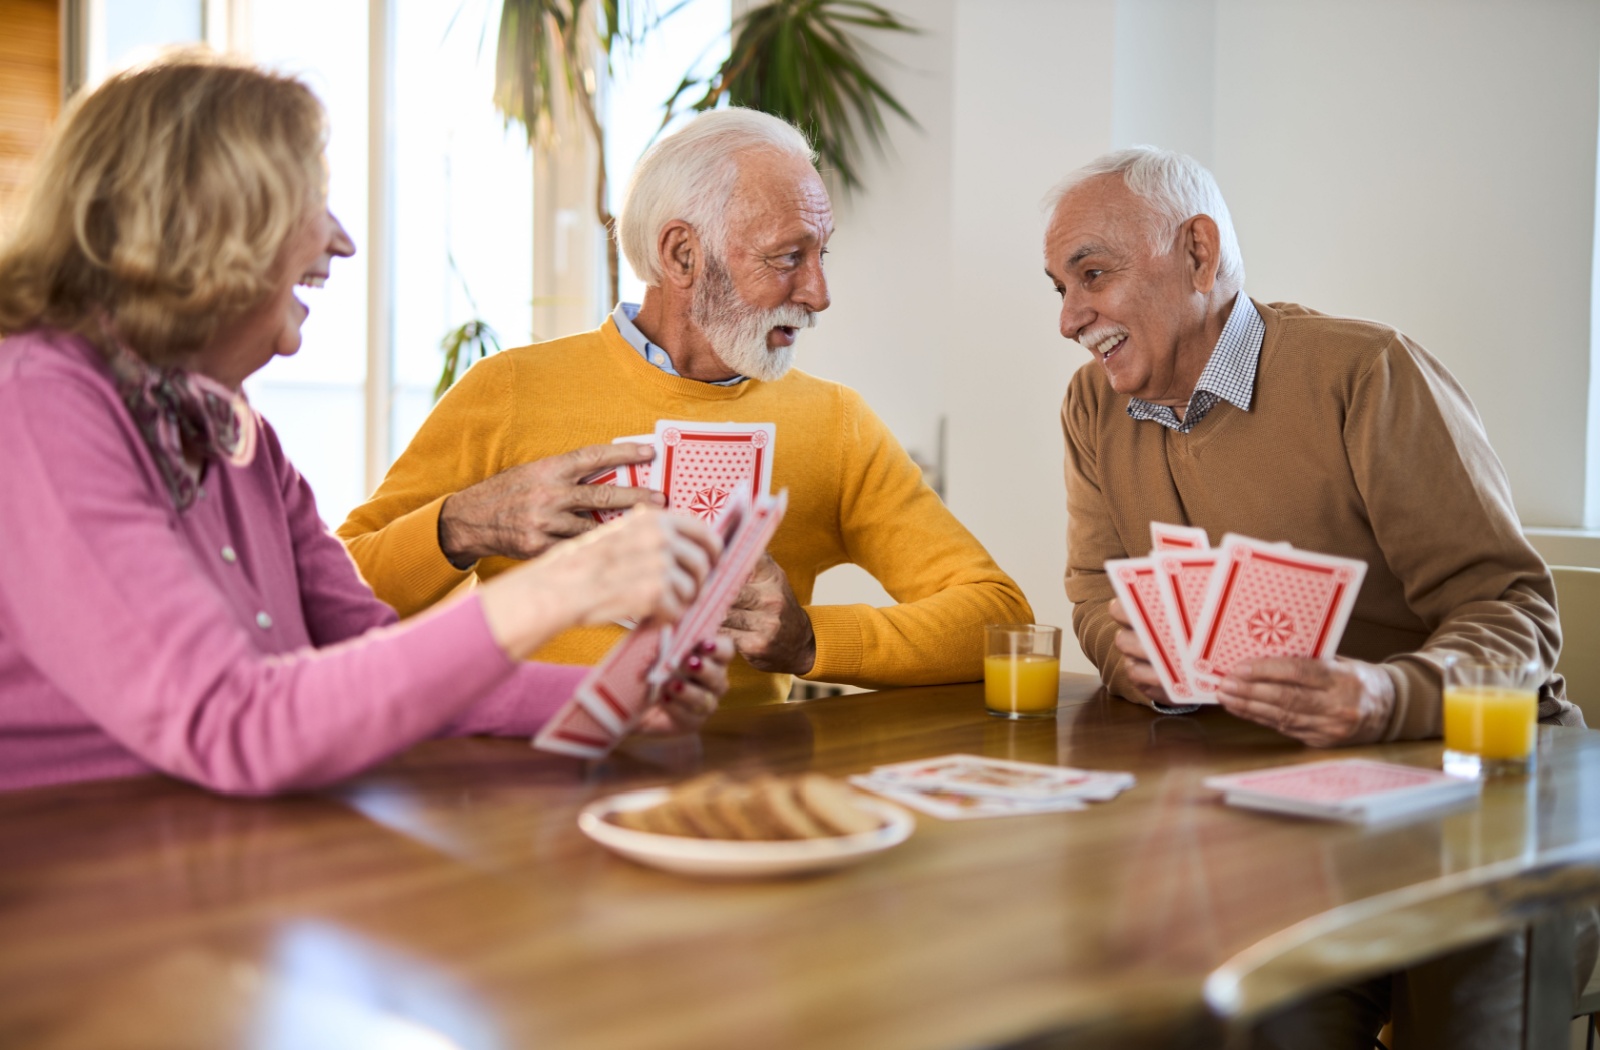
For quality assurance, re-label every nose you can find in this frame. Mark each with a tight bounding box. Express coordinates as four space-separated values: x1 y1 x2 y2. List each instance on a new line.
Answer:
793 253 830 314
1058 287 1092 342
327 212 356 258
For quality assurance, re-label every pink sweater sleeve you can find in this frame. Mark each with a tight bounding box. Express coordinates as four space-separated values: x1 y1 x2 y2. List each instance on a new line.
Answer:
0 357 581 794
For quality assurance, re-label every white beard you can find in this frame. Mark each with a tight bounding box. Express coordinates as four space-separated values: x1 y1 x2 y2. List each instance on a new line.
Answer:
691 255 816 382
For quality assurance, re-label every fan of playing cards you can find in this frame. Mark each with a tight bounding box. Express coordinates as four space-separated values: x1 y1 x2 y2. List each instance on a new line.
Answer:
1108 524 1368 705
534 488 788 759
850 755 1135 820
581 419 776 530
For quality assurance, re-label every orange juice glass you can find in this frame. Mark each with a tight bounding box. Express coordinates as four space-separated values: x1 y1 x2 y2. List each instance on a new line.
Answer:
1442 656 1541 777
984 625 1062 719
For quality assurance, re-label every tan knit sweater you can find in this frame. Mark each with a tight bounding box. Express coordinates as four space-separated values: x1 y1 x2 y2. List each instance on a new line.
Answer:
1062 299 1576 740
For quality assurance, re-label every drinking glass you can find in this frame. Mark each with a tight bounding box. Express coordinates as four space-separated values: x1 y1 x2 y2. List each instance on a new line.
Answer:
1441 654 1541 777
984 625 1062 719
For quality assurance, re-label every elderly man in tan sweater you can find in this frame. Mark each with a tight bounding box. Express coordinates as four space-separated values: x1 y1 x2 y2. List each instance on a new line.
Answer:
1044 146 1584 1047
1047 147 1577 743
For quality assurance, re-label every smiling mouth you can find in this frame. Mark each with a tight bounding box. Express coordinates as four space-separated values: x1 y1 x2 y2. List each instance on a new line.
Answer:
296 274 327 289
1084 330 1128 362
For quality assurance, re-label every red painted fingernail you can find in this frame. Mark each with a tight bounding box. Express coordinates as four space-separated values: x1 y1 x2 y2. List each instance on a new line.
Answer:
686 656 703 671
697 639 715 653
671 680 685 694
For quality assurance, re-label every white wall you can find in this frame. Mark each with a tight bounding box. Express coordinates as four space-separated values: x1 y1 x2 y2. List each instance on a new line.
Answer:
798 0 1600 672
1210 0 1599 529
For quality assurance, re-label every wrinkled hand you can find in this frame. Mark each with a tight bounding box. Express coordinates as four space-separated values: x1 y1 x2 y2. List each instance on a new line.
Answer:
720 554 816 675
1108 598 1172 706
438 443 663 566
520 508 719 631
1217 657 1395 747
636 637 734 735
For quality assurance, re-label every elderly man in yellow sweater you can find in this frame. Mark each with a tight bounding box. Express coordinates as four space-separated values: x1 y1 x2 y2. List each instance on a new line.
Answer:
1046 146 1583 1047
339 108 1032 706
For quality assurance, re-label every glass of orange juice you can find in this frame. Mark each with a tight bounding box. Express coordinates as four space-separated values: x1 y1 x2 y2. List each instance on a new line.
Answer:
984 625 1062 719
1441 655 1542 777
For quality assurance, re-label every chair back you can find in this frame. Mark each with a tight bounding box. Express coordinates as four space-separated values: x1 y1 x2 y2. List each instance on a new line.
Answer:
1551 565 1600 729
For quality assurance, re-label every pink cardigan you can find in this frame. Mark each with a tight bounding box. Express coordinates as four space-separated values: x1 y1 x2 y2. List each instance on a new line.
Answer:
0 330 586 794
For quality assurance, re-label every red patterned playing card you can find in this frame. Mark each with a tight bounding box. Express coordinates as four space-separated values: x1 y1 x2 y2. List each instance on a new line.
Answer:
579 434 656 525
1188 536 1366 690
653 420 774 531
1107 557 1200 704
533 697 621 759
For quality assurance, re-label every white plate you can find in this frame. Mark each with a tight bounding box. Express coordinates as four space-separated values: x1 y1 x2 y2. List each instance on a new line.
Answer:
578 788 914 879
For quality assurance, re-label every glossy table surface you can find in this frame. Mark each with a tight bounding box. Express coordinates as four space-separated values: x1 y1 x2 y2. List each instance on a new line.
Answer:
4 680 1600 1050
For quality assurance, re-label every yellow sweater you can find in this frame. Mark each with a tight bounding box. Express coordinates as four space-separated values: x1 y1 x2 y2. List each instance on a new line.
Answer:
339 320 1033 706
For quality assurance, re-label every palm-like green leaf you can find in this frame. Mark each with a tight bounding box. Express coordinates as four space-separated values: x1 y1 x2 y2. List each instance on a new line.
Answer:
661 0 918 191
436 320 503 400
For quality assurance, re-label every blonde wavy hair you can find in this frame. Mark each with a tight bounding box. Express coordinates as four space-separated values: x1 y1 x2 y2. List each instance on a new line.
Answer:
0 49 327 365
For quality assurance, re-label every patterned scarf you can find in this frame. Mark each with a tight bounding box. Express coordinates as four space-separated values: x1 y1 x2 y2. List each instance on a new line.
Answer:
102 339 257 511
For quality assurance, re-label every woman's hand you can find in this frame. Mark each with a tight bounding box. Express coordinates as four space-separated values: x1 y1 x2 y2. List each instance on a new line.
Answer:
480 507 721 658
636 636 734 736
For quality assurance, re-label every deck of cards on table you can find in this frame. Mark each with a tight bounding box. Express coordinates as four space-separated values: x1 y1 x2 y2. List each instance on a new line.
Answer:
850 755 1134 820
533 490 788 759
1107 523 1368 705
1204 759 1481 823
579 420 776 530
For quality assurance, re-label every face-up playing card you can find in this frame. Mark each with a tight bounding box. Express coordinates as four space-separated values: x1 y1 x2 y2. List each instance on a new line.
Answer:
1150 521 1209 551
1107 557 1203 704
1186 535 1366 691
863 754 1134 801
848 777 1090 820
654 420 775 530
580 434 658 525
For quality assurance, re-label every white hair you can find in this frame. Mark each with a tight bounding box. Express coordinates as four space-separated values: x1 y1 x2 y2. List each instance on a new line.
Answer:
617 108 817 287
1044 146 1245 291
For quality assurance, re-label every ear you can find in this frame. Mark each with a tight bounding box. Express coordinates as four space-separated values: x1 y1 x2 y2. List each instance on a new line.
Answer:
1183 214 1222 295
656 220 700 291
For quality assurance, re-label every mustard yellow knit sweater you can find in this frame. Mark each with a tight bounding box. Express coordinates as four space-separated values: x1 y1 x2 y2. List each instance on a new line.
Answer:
339 320 1032 706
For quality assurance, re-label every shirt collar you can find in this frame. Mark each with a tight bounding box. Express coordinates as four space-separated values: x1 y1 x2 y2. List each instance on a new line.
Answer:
1126 293 1264 433
612 302 748 387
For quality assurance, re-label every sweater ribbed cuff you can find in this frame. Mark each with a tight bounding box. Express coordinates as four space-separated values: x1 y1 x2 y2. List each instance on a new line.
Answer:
381 494 473 616
801 605 864 682
1380 657 1442 741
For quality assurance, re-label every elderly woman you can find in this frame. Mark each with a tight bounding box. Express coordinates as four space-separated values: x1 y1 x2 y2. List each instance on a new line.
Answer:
0 52 730 795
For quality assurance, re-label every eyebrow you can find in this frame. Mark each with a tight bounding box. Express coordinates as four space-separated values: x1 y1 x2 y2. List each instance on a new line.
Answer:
1066 243 1110 269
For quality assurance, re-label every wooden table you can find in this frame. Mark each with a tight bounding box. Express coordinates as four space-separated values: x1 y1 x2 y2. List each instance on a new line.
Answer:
4 680 1600 1050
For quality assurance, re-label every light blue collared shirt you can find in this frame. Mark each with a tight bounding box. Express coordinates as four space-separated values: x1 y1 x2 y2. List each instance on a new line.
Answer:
611 302 748 387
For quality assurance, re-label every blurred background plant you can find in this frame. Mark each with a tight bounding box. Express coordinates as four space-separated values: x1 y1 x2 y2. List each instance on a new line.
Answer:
434 253 503 399
661 0 917 193
440 0 916 398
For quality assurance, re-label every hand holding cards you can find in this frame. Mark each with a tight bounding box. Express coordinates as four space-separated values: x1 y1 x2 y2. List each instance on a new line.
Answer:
579 420 777 532
1108 525 1367 705
534 489 788 759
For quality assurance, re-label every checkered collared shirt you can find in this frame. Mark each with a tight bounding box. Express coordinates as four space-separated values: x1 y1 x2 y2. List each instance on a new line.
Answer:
1127 295 1264 433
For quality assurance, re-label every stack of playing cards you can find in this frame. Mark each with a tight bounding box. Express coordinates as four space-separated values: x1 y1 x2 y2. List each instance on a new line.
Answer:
581 420 776 529
1204 759 1480 823
533 489 789 760
849 755 1135 820
1107 523 1368 705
